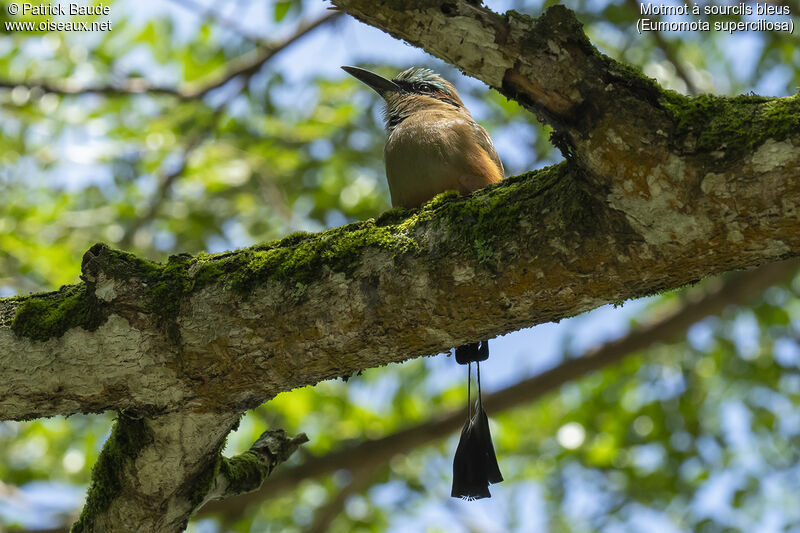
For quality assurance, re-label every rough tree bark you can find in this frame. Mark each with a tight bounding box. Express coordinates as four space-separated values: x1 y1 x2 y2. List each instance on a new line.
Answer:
1 1 798 530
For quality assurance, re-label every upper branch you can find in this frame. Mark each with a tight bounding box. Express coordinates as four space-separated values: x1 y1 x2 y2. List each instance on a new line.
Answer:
2 160 799 421
330 0 798 147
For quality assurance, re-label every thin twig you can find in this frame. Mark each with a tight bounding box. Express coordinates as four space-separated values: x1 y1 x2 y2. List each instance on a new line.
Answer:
111 10 341 248
168 0 267 44
0 78 181 97
0 12 342 100
649 29 699 95
184 11 342 99
118 114 217 249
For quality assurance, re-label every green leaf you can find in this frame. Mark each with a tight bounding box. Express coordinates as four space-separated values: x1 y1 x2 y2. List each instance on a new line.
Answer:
274 1 292 22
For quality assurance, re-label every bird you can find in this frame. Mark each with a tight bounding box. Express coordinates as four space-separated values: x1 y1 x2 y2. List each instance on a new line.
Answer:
340 65 503 208
342 65 504 500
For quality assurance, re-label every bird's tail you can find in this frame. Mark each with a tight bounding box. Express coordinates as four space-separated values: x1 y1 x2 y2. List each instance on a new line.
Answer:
451 340 503 499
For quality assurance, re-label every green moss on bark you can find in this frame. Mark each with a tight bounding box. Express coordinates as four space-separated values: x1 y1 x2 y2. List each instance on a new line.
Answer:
412 163 580 268
204 216 422 296
662 92 800 158
189 163 574 293
220 451 271 494
10 284 106 342
187 441 270 506
9 163 582 341
84 246 196 343
71 414 152 532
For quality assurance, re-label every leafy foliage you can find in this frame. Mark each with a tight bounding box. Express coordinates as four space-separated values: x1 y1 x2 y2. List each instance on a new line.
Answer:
0 0 798 531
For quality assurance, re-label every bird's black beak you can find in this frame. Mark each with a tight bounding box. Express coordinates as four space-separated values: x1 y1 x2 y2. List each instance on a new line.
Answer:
341 66 402 97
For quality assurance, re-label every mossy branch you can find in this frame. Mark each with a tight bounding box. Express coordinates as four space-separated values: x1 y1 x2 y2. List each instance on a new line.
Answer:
71 413 152 533
199 429 309 505
3 5 799 423
64 411 243 532
2 153 799 423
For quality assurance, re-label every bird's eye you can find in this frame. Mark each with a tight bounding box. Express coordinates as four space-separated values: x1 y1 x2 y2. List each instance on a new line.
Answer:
416 83 434 94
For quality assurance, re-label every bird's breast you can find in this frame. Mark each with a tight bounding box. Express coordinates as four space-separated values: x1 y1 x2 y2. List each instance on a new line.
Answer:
384 111 502 208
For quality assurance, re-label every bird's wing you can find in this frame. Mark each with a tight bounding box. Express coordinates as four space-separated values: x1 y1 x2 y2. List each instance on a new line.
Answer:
471 122 504 178
457 121 504 193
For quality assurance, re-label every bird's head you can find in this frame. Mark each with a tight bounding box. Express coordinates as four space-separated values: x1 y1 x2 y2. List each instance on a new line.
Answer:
342 66 466 130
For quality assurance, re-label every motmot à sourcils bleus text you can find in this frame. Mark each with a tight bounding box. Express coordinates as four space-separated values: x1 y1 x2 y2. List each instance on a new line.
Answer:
342 65 504 500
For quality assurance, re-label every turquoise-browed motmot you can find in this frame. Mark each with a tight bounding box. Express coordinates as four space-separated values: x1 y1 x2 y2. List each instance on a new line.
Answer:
341 65 504 207
342 65 504 500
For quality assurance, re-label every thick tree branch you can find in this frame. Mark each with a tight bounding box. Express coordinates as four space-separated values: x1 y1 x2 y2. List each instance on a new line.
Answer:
70 411 239 532
66 411 304 531
18 259 797 529
330 1 655 125
2 159 799 421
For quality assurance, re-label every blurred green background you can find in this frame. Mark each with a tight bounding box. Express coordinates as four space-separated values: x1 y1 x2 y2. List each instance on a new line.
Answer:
1 0 799 531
